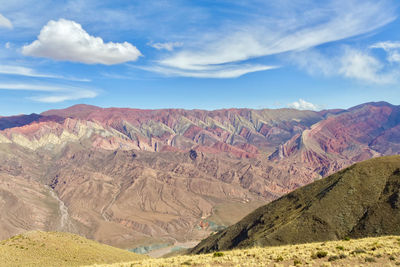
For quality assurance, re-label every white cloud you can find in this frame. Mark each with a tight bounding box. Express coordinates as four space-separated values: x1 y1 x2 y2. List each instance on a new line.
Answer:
141 0 396 78
148 42 183 51
338 48 395 84
22 19 142 65
370 41 400 63
0 13 12 29
5 42 11 49
142 64 277 78
30 90 97 103
0 83 68 92
288 50 336 77
0 83 98 103
0 65 90 81
290 46 397 84
288 99 319 111
370 41 400 50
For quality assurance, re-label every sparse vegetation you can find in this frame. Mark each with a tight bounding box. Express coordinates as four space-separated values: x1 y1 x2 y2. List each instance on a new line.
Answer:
317 250 328 258
312 250 328 259
213 252 224 257
293 258 301 265
365 257 376 263
328 255 339 261
0 231 146 267
351 248 366 254
91 235 400 267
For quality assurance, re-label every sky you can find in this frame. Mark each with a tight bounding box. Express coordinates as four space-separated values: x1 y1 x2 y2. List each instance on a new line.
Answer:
0 0 400 115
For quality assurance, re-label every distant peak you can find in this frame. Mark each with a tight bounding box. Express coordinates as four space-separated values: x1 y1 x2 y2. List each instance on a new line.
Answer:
41 104 102 118
349 101 394 111
61 104 102 112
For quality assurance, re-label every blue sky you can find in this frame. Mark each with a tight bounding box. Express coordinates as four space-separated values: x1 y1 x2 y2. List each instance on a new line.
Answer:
0 0 400 115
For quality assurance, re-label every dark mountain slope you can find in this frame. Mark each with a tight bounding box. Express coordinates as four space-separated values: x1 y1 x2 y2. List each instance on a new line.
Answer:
190 155 400 254
0 113 64 130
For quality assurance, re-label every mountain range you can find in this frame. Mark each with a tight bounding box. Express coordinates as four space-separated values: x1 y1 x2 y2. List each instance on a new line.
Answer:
0 101 399 251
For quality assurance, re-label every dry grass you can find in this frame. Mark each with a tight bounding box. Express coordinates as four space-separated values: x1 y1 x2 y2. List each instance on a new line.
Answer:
93 235 400 266
0 231 146 267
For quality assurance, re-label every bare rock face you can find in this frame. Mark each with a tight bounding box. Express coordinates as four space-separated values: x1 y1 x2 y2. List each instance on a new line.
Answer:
41 104 323 157
0 102 399 249
269 102 400 176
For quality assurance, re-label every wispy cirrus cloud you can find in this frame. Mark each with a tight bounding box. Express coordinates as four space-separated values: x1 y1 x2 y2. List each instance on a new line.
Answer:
289 44 399 84
0 64 90 81
142 64 277 79
0 83 98 103
30 90 97 103
147 0 397 78
22 19 142 65
339 48 396 84
0 13 12 29
148 41 183 51
370 41 400 63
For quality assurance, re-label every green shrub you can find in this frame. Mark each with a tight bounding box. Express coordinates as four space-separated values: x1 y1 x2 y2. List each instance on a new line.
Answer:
351 249 366 254
365 257 376 263
293 259 301 265
213 252 224 257
343 236 351 241
328 255 340 261
275 256 284 262
316 251 328 258
336 246 344 251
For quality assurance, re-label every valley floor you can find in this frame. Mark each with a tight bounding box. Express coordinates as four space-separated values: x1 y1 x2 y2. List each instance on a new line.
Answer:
93 235 400 267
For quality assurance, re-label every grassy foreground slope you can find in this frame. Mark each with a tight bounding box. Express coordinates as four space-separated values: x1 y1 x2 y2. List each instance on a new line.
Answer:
93 235 400 266
0 231 146 267
191 155 400 253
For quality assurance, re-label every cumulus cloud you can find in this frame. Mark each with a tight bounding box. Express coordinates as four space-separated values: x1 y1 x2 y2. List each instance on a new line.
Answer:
0 13 12 29
153 0 395 78
288 99 319 111
148 41 183 51
22 19 142 65
0 83 97 103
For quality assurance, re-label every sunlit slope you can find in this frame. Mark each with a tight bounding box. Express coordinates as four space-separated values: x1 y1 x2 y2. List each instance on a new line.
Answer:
0 231 146 267
93 235 400 266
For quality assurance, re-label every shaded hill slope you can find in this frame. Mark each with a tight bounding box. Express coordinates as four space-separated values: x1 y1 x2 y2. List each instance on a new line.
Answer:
0 231 146 267
190 155 400 254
